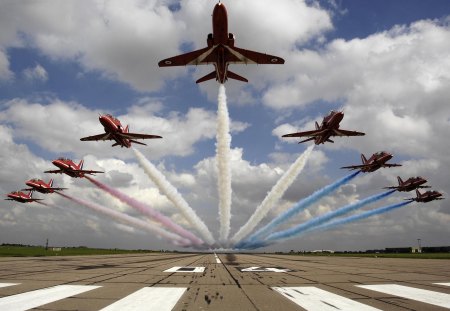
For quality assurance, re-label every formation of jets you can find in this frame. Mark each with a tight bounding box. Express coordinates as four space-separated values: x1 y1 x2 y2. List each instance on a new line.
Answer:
5 2 444 209
158 2 284 83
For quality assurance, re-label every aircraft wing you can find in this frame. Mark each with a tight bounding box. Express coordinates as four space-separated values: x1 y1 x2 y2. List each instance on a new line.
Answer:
76 169 104 175
120 133 162 140
227 46 285 64
383 163 402 168
80 133 111 141
282 129 326 138
44 170 64 174
383 186 399 190
332 129 365 137
340 164 369 170
158 47 214 67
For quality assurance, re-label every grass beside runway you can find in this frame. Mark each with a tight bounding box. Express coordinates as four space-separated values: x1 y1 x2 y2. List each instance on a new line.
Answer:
0 245 160 257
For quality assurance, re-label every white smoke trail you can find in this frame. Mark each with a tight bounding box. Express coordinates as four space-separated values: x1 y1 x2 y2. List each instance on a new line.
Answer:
133 147 215 245
216 84 232 243
230 145 314 245
56 192 191 247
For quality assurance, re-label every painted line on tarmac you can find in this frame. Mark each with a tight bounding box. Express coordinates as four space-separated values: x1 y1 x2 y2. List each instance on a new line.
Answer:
214 253 222 264
273 286 380 311
434 283 450 287
164 266 205 273
0 284 100 311
0 283 18 288
99 287 186 311
357 284 450 309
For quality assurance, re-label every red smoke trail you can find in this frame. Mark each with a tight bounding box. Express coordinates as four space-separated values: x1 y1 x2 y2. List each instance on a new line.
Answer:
84 176 205 247
56 191 191 247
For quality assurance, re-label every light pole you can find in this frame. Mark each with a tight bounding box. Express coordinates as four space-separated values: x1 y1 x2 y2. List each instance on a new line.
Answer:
417 238 422 253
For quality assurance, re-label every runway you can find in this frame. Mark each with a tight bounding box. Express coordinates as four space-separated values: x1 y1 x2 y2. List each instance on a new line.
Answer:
0 253 449 310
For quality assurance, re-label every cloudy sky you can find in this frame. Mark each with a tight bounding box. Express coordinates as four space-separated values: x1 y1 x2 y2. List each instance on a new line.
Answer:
1 0 449 252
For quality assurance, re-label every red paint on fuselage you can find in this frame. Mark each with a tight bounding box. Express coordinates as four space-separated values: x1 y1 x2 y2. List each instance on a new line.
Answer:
6 191 34 203
315 111 344 144
213 3 228 45
52 158 84 178
361 152 393 172
25 179 54 193
99 114 131 148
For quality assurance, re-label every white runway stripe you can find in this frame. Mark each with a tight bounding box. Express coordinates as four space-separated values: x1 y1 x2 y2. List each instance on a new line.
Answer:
214 253 222 263
99 287 186 311
357 284 450 309
0 283 18 288
435 283 450 287
273 286 380 311
0 284 100 311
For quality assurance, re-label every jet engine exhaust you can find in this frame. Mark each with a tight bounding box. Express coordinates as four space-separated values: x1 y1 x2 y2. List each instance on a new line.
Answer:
309 200 413 233
56 191 191 247
133 147 215 245
266 190 396 242
237 171 360 247
84 176 205 246
231 145 314 245
216 84 232 243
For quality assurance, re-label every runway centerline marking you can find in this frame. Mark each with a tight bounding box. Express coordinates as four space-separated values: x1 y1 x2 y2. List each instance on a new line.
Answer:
435 283 450 287
357 284 450 309
99 287 186 311
239 266 291 272
164 266 205 273
214 252 222 263
0 283 18 288
0 284 101 311
273 286 381 311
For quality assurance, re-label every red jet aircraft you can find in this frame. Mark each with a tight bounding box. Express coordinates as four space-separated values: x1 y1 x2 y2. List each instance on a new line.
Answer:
44 158 104 178
5 191 42 203
384 176 430 192
341 151 402 173
158 2 284 83
22 178 66 194
80 114 162 148
408 189 444 202
282 111 365 145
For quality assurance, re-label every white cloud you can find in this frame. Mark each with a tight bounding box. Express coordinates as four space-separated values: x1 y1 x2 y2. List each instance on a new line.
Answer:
22 64 48 82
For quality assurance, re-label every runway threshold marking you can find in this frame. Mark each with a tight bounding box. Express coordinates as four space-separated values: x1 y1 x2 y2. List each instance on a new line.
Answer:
0 283 18 288
357 284 450 309
164 266 205 273
214 253 222 263
273 286 381 311
99 287 186 311
0 284 101 311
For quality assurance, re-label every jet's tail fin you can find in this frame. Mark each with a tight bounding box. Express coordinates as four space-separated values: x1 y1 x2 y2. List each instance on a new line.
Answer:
397 176 403 185
124 125 129 133
49 179 54 187
79 159 84 170
361 154 368 164
196 71 217 84
226 70 248 83
315 121 320 130
416 189 421 197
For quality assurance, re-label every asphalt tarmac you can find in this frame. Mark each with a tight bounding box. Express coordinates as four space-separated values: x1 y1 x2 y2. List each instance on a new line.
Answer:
0 252 449 310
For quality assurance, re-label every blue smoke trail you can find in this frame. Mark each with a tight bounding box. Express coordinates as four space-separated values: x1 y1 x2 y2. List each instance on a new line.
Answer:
236 171 360 247
266 190 395 242
239 200 412 250
313 200 413 232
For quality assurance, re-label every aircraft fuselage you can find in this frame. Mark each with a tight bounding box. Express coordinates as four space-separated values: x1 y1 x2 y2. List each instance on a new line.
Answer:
99 115 131 148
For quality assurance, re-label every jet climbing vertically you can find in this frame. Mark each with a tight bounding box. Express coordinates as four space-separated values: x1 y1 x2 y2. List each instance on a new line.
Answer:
158 2 285 83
